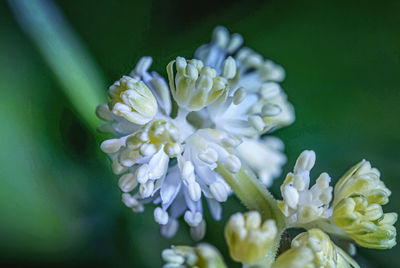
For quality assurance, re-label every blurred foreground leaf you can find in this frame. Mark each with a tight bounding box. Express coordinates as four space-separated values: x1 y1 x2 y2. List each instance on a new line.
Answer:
8 0 106 132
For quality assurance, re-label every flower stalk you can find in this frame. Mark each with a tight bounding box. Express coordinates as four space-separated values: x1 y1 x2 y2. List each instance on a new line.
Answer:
216 163 285 229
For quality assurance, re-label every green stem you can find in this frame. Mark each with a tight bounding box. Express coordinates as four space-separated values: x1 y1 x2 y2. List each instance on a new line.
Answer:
216 163 285 228
9 0 106 133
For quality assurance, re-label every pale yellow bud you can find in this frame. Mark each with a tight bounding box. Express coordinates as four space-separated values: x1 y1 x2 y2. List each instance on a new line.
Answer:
333 160 390 206
162 244 226 268
108 76 157 124
225 211 277 264
167 57 230 111
272 229 358 268
333 194 397 249
333 160 397 249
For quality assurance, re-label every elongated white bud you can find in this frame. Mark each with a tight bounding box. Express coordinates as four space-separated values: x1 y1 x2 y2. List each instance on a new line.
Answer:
100 138 121 153
118 173 138 192
184 211 203 227
154 207 169 225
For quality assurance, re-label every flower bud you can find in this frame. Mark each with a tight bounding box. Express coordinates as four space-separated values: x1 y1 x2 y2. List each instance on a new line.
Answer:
333 160 390 206
332 160 397 249
162 244 226 268
225 211 277 264
100 138 122 154
167 57 230 111
108 76 157 124
184 211 203 227
154 207 169 225
334 194 397 249
272 229 358 268
118 173 138 192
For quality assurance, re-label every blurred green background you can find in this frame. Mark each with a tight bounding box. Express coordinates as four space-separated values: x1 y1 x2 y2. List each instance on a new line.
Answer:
1 0 399 267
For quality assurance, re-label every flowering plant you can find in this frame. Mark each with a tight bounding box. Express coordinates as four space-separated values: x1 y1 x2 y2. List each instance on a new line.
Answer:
97 27 397 267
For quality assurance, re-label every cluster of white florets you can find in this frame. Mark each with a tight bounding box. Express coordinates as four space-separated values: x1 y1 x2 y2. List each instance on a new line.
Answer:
97 26 294 239
278 150 397 250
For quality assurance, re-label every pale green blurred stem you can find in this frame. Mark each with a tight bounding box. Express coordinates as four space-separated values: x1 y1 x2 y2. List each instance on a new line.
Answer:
216 164 286 267
8 0 106 132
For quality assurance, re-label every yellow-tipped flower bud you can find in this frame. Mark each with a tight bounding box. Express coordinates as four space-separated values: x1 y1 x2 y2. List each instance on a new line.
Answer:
162 244 226 268
108 75 157 124
334 195 397 249
272 229 358 268
333 160 391 206
167 57 231 111
333 160 397 249
225 211 277 264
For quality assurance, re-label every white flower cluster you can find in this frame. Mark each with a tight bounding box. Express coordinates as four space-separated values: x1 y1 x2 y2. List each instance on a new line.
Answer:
278 150 333 225
216 151 397 267
97 26 294 239
278 150 397 249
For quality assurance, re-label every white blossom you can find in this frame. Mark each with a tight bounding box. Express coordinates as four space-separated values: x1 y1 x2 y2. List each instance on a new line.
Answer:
98 26 295 238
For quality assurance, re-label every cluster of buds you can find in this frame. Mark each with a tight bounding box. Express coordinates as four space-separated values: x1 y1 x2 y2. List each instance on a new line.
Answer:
163 151 397 267
277 150 333 224
166 57 234 111
277 150 397 250
332 161 397 249
96 25 396 267
108 76 158 125
98 26 294 239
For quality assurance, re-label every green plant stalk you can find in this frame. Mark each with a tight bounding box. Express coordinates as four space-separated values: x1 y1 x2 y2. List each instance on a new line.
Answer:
216 163 286 267
9 0 106 132
216 163 285 227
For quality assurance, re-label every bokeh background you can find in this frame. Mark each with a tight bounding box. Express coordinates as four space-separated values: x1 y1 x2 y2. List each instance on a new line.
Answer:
1 0 399 267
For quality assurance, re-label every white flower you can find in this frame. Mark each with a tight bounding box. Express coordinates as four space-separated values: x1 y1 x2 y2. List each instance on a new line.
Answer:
97 26 295 238
98 57 241 240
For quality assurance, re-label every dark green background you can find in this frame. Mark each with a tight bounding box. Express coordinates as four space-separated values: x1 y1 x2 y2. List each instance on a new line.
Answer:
1 0 399 267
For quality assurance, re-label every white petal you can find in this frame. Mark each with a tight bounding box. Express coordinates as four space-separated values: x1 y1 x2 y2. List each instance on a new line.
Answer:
100 139 121 153
283 185 299 209
160 167 182 208
210 181 229 202
207 199 222 220
148 149 169 180
118 173 138 192
154 207 169 225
